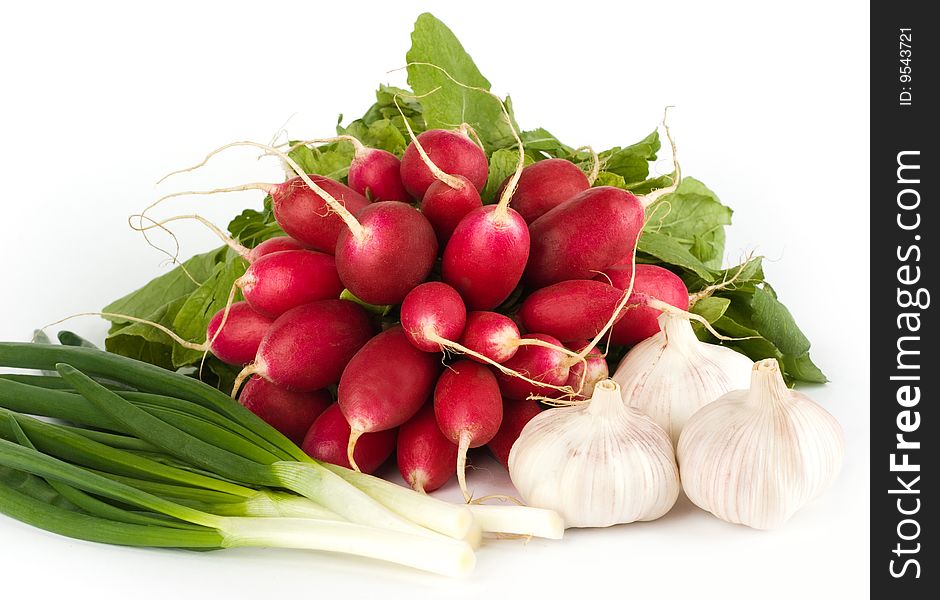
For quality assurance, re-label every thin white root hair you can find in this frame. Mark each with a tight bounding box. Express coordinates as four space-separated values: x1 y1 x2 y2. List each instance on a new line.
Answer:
126 213 205 286
141 182 275 221
160 141 364 242
573 145 600 185
457 123 485 151
40 312 208 352
278 135 366 157
688 252 761 305
231 364 257 399
644 298 758 342
392 93 466 191
457 431 472 503
640 106 682 208
129 213 251 261
346 430 364 473
157 141 276 185
403 62 524 217
425 332 579 399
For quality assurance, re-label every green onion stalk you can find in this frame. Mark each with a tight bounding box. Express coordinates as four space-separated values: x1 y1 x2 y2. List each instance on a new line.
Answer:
0 437 474 576
0 342 564 571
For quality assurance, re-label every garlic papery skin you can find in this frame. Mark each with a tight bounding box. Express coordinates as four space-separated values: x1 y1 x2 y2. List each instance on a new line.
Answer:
677 359 845 530
613 312 753 445
508 379 679 528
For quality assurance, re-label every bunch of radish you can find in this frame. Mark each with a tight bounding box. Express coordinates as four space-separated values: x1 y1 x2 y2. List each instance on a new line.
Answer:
137 89 698 504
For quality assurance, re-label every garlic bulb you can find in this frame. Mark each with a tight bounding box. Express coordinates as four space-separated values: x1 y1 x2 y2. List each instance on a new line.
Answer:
508 379 679 528
613 312 753 444
677 359 844 530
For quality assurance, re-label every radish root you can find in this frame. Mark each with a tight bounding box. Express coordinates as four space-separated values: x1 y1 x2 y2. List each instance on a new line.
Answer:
573 145 600 185
152 141 365 241
392 94 467 191
40 312 208 352
346 429 364 473
130 213 252 261
425 332 578 399
280 135 366 158
231 364 257 399
639 106 681 208
688 252 760 305
457 431 473 502
457 123 485 151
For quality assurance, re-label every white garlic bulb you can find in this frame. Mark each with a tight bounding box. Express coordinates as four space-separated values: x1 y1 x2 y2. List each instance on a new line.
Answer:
678 359 844 530
613 312 753 444
508 379 679 528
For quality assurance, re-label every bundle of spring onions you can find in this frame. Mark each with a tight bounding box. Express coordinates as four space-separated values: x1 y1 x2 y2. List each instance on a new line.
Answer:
0 339 563 577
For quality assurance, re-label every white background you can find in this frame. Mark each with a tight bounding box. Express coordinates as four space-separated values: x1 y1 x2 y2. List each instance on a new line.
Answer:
0 1 869 598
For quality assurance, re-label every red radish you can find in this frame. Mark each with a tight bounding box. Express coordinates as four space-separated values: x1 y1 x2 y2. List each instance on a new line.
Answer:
203 301 274 365
441 205 530 310
596 264 690 346
302 403 397 474
563 341 609 400
495 333 571 401
245 236 308 261
238 376 331 444
433 360 503 500
496 158 590 223
400 129 488 198
339 326 440 471
487 400 542 468
270 175 371 253
420 175 483 246
525 186 645 288
275 136 411 203
397 403 458 493
334 201 438 305
399 282 467 353
519 280 627 343
92 301 273 367
233 299 375 395
343 139 411 203
237 249 343 318
458 311 522 364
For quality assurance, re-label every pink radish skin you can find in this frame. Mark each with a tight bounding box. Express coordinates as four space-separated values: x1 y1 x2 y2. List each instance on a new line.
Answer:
348 148 411 203
497 158 590 223
519 280 627 343
400 129 488 199
441 205 530 310
247 300 375 392
237 249 344 318
494 333 570 401
245 236 308 262
596 264 690 346
302 404 397 474
433 360 503 500
271 175 371 253
339 326 440 471
204 301 274 365
458 311 521 364
238 376 331 445
419 176 483 246
563 341 609 400
334 202 438 305
397 403 458 493
487 400 542 468
400 282 467 353
525 186 645 288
